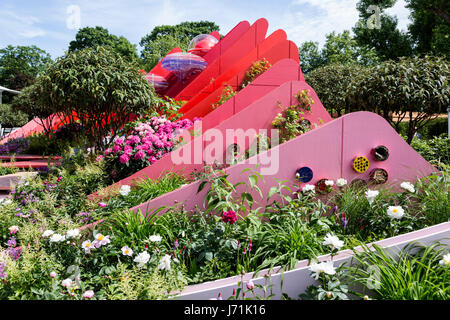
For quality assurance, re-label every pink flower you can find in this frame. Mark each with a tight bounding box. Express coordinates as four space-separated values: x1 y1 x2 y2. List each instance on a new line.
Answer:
96 155 104 162
83 290 94 299
134 150 146 160
222 210 237 224
104 148 112 156
119 153 130 164
115 137 124 145
112 145 122 154
149 156 157 164
123 145 133 154
126 135 141 145
50 271 57 278
246 280 255 290
98 202 107 207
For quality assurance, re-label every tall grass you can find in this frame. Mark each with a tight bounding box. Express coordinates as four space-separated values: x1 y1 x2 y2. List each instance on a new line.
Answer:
345 241 449 300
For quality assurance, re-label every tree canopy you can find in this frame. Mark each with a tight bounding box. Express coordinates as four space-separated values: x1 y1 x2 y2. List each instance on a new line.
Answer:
353 0 413 60
33 46 157 150
0 45 52 103
69 26 139 62
406 0 450 58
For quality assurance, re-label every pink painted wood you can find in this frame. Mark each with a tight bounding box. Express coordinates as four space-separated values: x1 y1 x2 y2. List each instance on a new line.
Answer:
129 111 435 217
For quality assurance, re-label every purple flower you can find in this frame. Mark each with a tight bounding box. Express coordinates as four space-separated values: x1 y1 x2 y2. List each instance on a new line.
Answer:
7 237 17 247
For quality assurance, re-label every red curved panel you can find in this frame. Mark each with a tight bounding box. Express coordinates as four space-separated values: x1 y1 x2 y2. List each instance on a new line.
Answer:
170 18 269 101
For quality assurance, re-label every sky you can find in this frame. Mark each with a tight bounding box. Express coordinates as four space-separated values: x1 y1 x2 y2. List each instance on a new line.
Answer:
0 0 412 59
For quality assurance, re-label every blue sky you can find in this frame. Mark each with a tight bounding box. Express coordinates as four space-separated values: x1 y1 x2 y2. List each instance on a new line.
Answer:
0 0 411 59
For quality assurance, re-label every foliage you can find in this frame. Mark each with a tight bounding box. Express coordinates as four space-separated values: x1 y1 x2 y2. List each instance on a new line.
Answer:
396 117 448 139
0 45 52 103
140 21 219 70
10 80 55 133
345 242 449 300
347 55 450 143
0 104 29 128
271 89 316 142
305 64 369 117
68 26 139 62
35 46 157 151
241 58 272 88
298 31 378 74
406 0 450 59
353 0 413 60
211 86 236 110
410 134 449 166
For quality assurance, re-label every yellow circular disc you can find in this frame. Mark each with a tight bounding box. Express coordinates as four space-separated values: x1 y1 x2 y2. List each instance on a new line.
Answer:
353 156 369 173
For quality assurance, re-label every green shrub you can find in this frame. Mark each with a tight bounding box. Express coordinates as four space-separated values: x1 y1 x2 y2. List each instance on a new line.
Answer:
396 118 448 139
0 104 29 128
410 134 449 166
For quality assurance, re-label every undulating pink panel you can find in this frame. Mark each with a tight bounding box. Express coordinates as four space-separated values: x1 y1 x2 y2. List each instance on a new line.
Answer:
129 112 435 217
340 112 437 184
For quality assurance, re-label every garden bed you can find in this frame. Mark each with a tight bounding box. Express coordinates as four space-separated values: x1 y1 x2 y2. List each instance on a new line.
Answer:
174 221 450 299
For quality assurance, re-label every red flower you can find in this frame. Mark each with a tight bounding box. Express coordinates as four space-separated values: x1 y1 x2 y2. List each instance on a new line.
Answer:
222 210 237 224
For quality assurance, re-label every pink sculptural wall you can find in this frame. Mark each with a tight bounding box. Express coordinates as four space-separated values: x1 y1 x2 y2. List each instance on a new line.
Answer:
129 111 436 217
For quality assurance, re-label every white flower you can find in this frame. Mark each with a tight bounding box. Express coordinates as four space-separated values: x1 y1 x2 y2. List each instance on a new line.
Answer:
121 246 133 256
0 199 12 206
439 253 450 266
400 181 415 193
387 206 405 219
66 229 80 239
149 235 162 242
83 290 95 299
119 185 131 197
158 254 171 271
93 233 110 248
336 178 347 187
50 271 57 278
61 278 73 288
309 261 336 280
49 233 65 243
42 230 55 238
324 180 334 186
322 233 345 251
302 184 315 193
134 251 150 268
82 240 94 253
8 225 19 234
365 189 379 205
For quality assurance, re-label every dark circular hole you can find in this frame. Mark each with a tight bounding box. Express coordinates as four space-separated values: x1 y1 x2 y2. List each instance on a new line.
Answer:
373 145 389 161
316 178 331 194
296 166 313 183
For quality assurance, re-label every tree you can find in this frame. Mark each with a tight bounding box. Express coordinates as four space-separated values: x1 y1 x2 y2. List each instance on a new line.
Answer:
305 64 370 117
299 41 325 74
347 55 449 143
0 45 52 103
69 26 139 62
35 46 157 150
299 31 378 74
353 0 413 60
406 0 450 58
140 21 219 70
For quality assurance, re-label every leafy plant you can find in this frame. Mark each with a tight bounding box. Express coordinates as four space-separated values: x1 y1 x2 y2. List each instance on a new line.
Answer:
211 85 236 110
345 241 449 300
241 58 272 88
271 89 316 142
